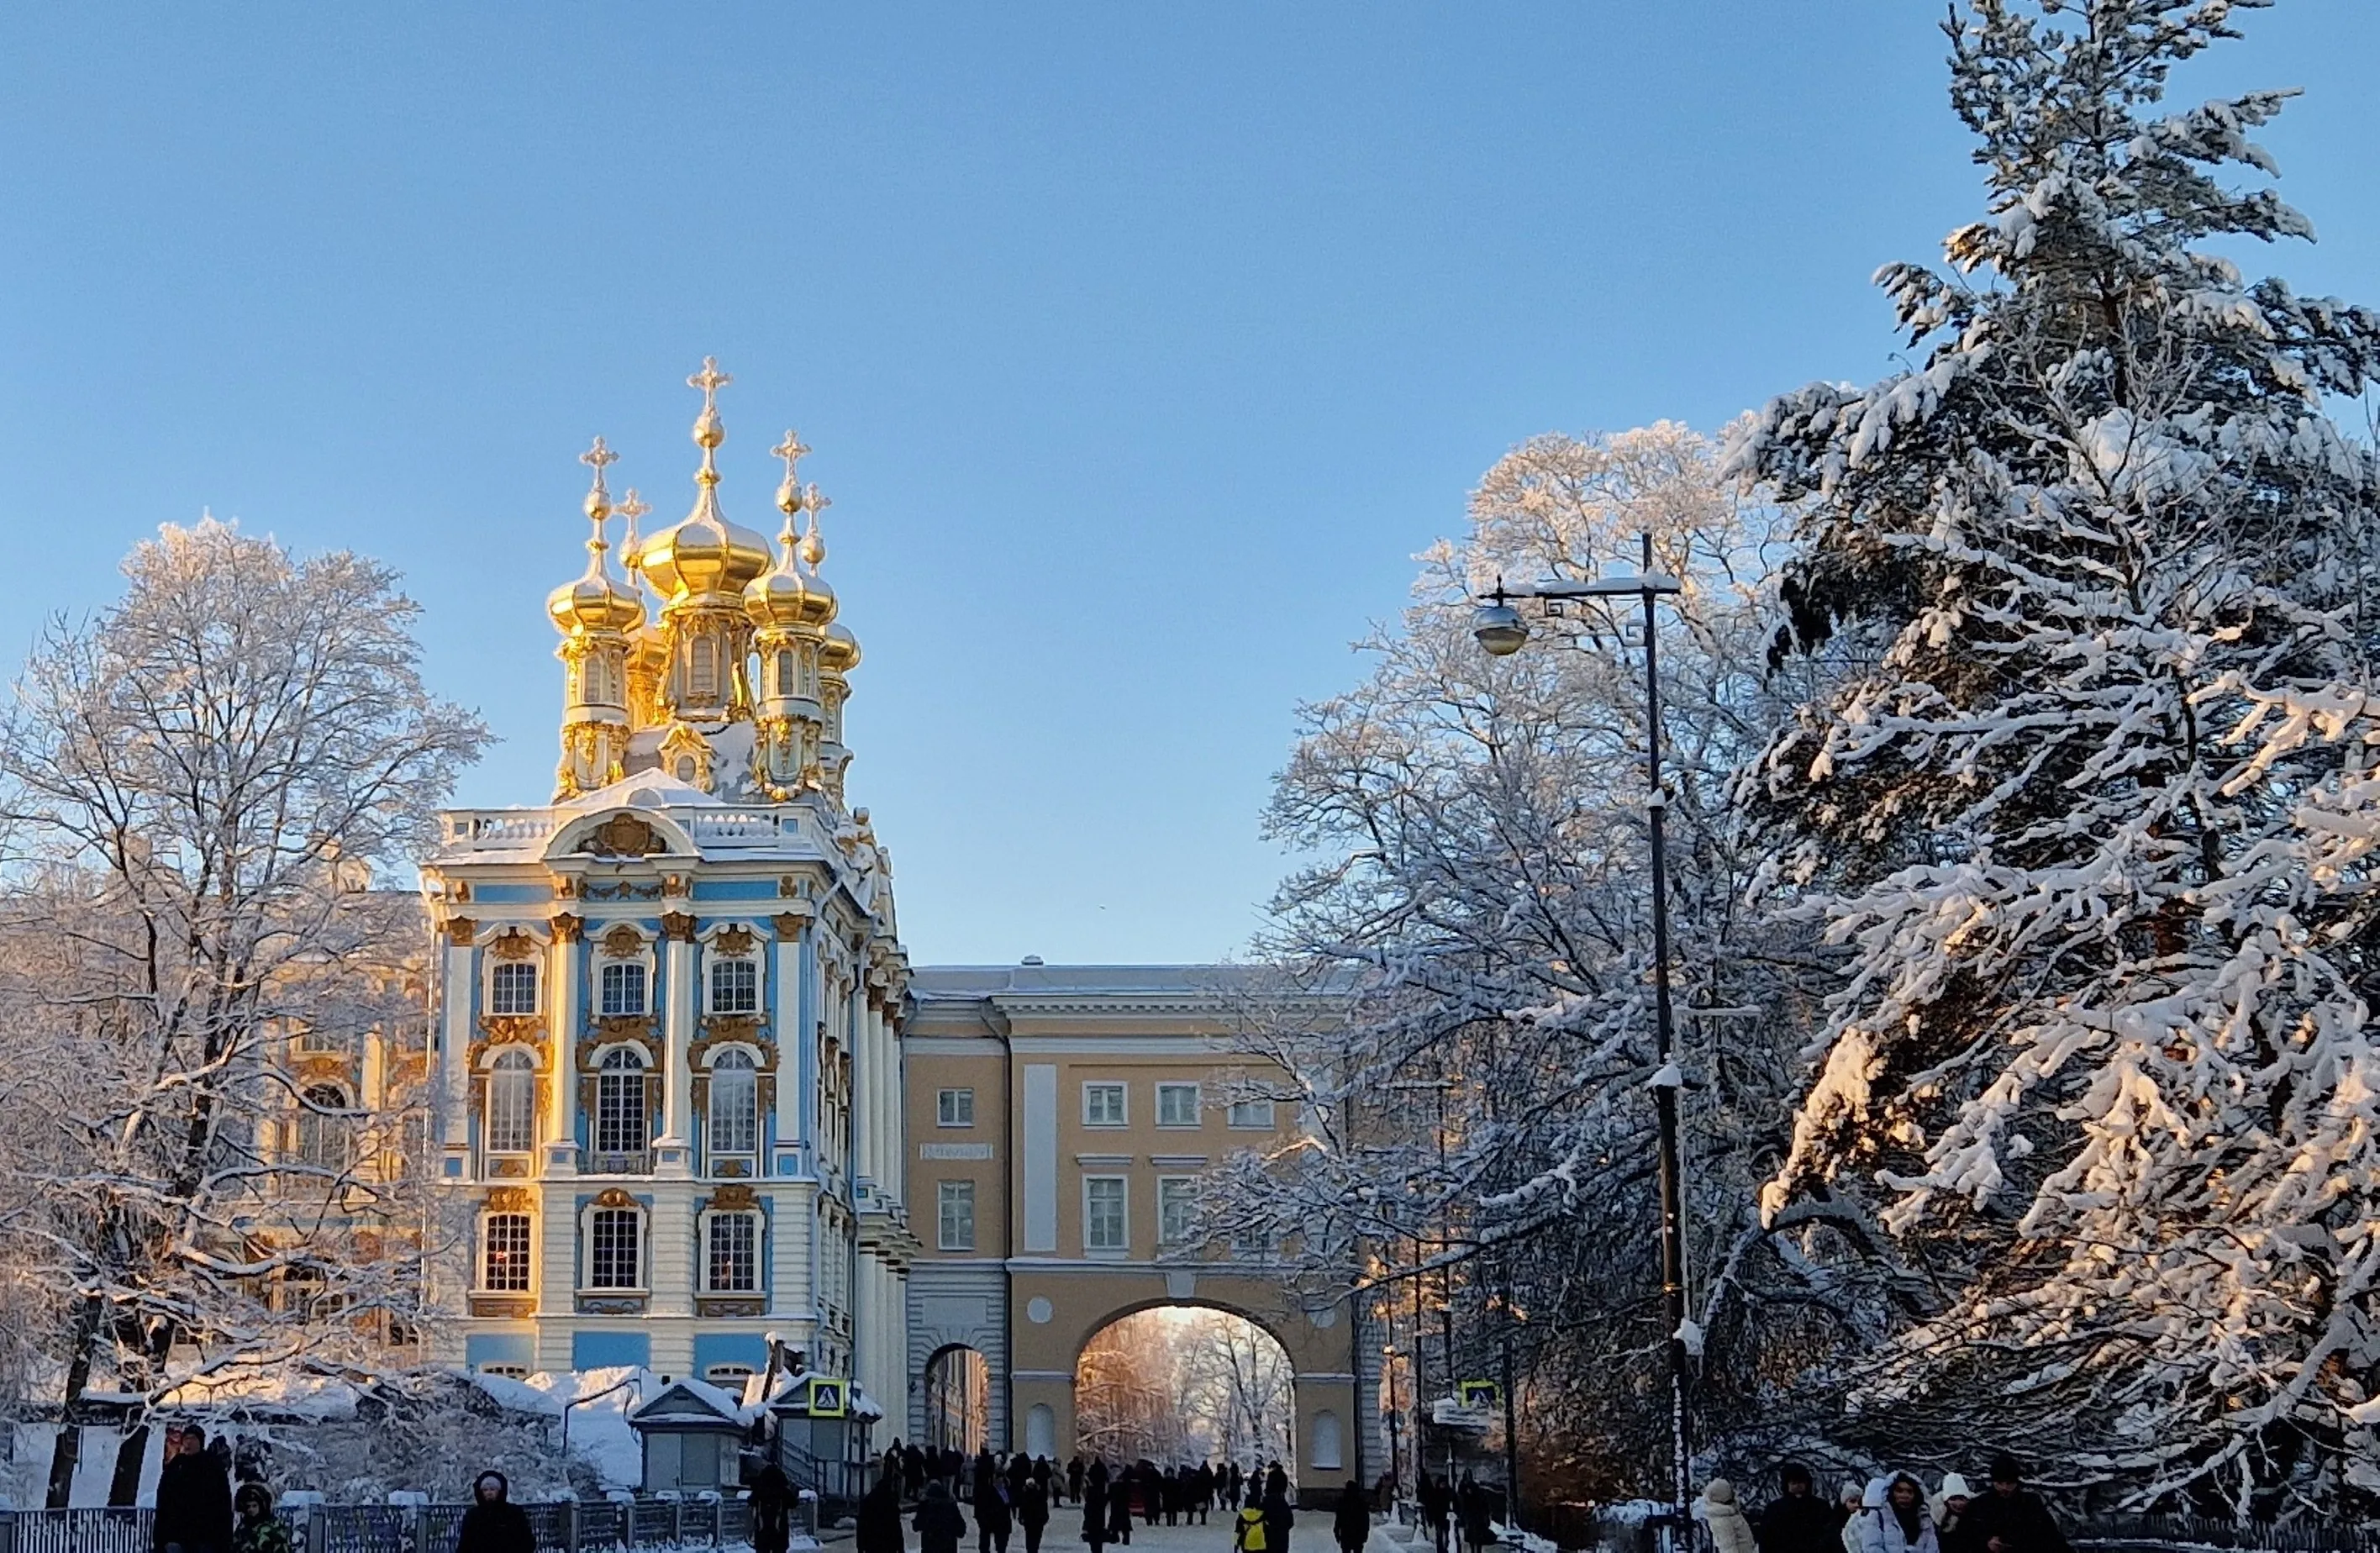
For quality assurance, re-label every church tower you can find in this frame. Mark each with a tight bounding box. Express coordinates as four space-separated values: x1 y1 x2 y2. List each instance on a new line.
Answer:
547 439 645 799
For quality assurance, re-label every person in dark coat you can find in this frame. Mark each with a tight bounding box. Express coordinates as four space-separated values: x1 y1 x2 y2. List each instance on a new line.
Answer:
915 1481 968 1553
1261 1469 1295 1553
1066 1456 1083 1508
906 1444 929 1502
1083 1460 1112 1553
1456 1472 1493 1553
1194 1464 1217 1524
1419 1472 1450 1553
454 1471 534 1553
1108 1465 1135 1545
1759 1464 1843 1553
856 1475 905 1553
1018 1468 1050 1553
155 1426 234 1553
230 1483 290 1553
1960 1459 2068 1553
750 1459 798 1553
976 1459 1015 1553
1333 1481 1370 1553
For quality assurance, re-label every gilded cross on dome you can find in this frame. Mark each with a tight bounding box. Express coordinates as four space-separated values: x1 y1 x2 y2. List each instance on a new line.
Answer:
800 482 831 570
688 356 732 402
579 436 618 522
772 429 812 519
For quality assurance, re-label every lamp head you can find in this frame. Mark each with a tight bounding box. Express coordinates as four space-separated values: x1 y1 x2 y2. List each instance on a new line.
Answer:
1472 599 1529 656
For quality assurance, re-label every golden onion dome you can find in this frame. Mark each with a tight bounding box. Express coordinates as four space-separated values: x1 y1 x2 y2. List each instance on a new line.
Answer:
550 437 647 636
820 620 861 675
636 356 774 600
745 479 840 630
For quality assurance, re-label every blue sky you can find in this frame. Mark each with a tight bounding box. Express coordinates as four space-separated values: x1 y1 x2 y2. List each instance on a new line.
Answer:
3 3 2374 966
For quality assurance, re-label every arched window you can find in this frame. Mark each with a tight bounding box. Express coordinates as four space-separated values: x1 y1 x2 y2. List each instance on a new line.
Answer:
689 636 719 699
709 1049 758 1156
486 1049 535 1154
595 1048 649 1156
774 648 796 698
599 959 648 1017
297 1085 350 1171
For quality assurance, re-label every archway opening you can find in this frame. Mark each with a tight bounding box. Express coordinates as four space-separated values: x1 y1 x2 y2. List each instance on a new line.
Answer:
924 1345 989 1456
1074 1307 1295 1470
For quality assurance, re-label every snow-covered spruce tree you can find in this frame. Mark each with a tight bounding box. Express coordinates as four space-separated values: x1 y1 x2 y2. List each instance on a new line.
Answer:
1236 425 1855 1494
0 519 486 1505
1731 0 2380 1514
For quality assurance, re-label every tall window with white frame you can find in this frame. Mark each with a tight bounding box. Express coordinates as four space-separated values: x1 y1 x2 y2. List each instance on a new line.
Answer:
709 953 759 1015
488 960 539 1016
588 1204 641 1289
482 1212 532 1291
709 1049 759 1157
938 1180 977 1251
595 1049 649 1158
1156 1082 1200 1129
1226 1097 1276 1129
1158 1177 1198 1248
485 1049 535 1155
599 957 648 1017
1084 1175 1128 1254
707 1209 759 1293
1082 1082 1126 1128
296 1085 350 1172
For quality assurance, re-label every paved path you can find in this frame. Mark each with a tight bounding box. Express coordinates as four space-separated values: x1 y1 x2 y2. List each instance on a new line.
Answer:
894 1508 1256 1553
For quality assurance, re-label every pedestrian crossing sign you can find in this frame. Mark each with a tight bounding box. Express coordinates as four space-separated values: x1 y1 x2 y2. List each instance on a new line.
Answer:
1457 1381 1500 1410
805 1377 848 1417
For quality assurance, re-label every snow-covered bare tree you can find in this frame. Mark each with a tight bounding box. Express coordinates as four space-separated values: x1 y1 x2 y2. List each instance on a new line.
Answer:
1731 0 2380 1515
0 519 487 1505
1235 425 1840 1495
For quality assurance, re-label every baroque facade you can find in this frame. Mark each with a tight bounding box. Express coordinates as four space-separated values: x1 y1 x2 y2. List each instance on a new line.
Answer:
423 361 916 1417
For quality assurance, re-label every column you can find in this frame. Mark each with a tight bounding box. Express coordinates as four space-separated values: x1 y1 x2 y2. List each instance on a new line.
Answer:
439 923 476 1151
545 919 580 1176
659 913 696 1175
771 913 808 1172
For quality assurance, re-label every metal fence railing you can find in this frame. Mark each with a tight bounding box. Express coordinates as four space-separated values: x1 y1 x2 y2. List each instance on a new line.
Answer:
2073 1515 2380 1553
0 1500 769 1553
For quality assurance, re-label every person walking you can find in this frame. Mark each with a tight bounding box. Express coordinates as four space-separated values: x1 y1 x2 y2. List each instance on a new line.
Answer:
1960 1459 2068 1553
750 1458 798 1553
1017 1466 1050 1553
1842 1482 1882 1553
1108 1465 1136 1546
916 1481 968 1553
1700 1481 1758 1553
1418 1472 1451 1553
1455 1474 1493 1553
976 1460 1015 1553
1034 1456 1056 1512
1068 1456 1086 1510
1851 1476 1938 1553
155 1426 234 1553
1235 1492 1272 1553
230 1484 289 1553
856 1474 905 1553
1195 1463 1216 1524
1757 1464 1841 1553
1084 1461 1113 1553
1333 1480 1370 1553
1262 1467 1296 1553
1930 1476 1979 1553
454 1472 533 1553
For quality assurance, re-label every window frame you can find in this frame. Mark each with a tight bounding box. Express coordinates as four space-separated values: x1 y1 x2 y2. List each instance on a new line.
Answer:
593 1046 650 1156
598 958 650 1018
1081 1082 1128 1129
484 1049 537 1156
1226 1098 1277 1130
707 1048 761 1157
481 1210 534 1292
1157 1175 1199 1248
295 1084 351 1172
1082 1174 1129 1255
936 1087 976 1129
487 960 540 1017
937 1179 977 1251
708 955 761 1016
585 1203 645 1291
703 1208 761 1293
1155 1082 1201 1129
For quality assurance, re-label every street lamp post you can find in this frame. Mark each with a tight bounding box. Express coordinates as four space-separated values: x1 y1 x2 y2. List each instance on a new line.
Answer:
1472 531 1691 1530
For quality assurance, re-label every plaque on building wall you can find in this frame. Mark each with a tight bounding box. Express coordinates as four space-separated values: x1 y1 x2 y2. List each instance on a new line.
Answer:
919 1142 994 1161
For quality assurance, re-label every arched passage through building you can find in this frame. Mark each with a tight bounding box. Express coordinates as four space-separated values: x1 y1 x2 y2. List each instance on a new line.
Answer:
1073 1305 1296 1471
924 1344 991 1456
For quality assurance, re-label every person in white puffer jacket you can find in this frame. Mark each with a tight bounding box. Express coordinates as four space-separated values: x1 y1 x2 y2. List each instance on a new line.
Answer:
1853 1475 1939 1553
1697 1480 1758 1553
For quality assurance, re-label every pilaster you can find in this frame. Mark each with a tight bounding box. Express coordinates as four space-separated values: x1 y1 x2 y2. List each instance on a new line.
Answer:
659 910 696 1177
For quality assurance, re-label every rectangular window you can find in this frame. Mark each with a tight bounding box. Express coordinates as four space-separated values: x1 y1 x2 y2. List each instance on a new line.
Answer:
589 1207 641 1288
1158 1177 1198 1247
482 1213 532 1291
599 961 647 1017
1082 1082 1127 1128
937 1087 975 1128
938 1181 977 1251
1227 1098 1277 1129
708 1212 758 1292
488 961 539 1016
595 1065 647 1155
1156 1082 1200 1128
1084 1176 1128 1252
709 957 759 1014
